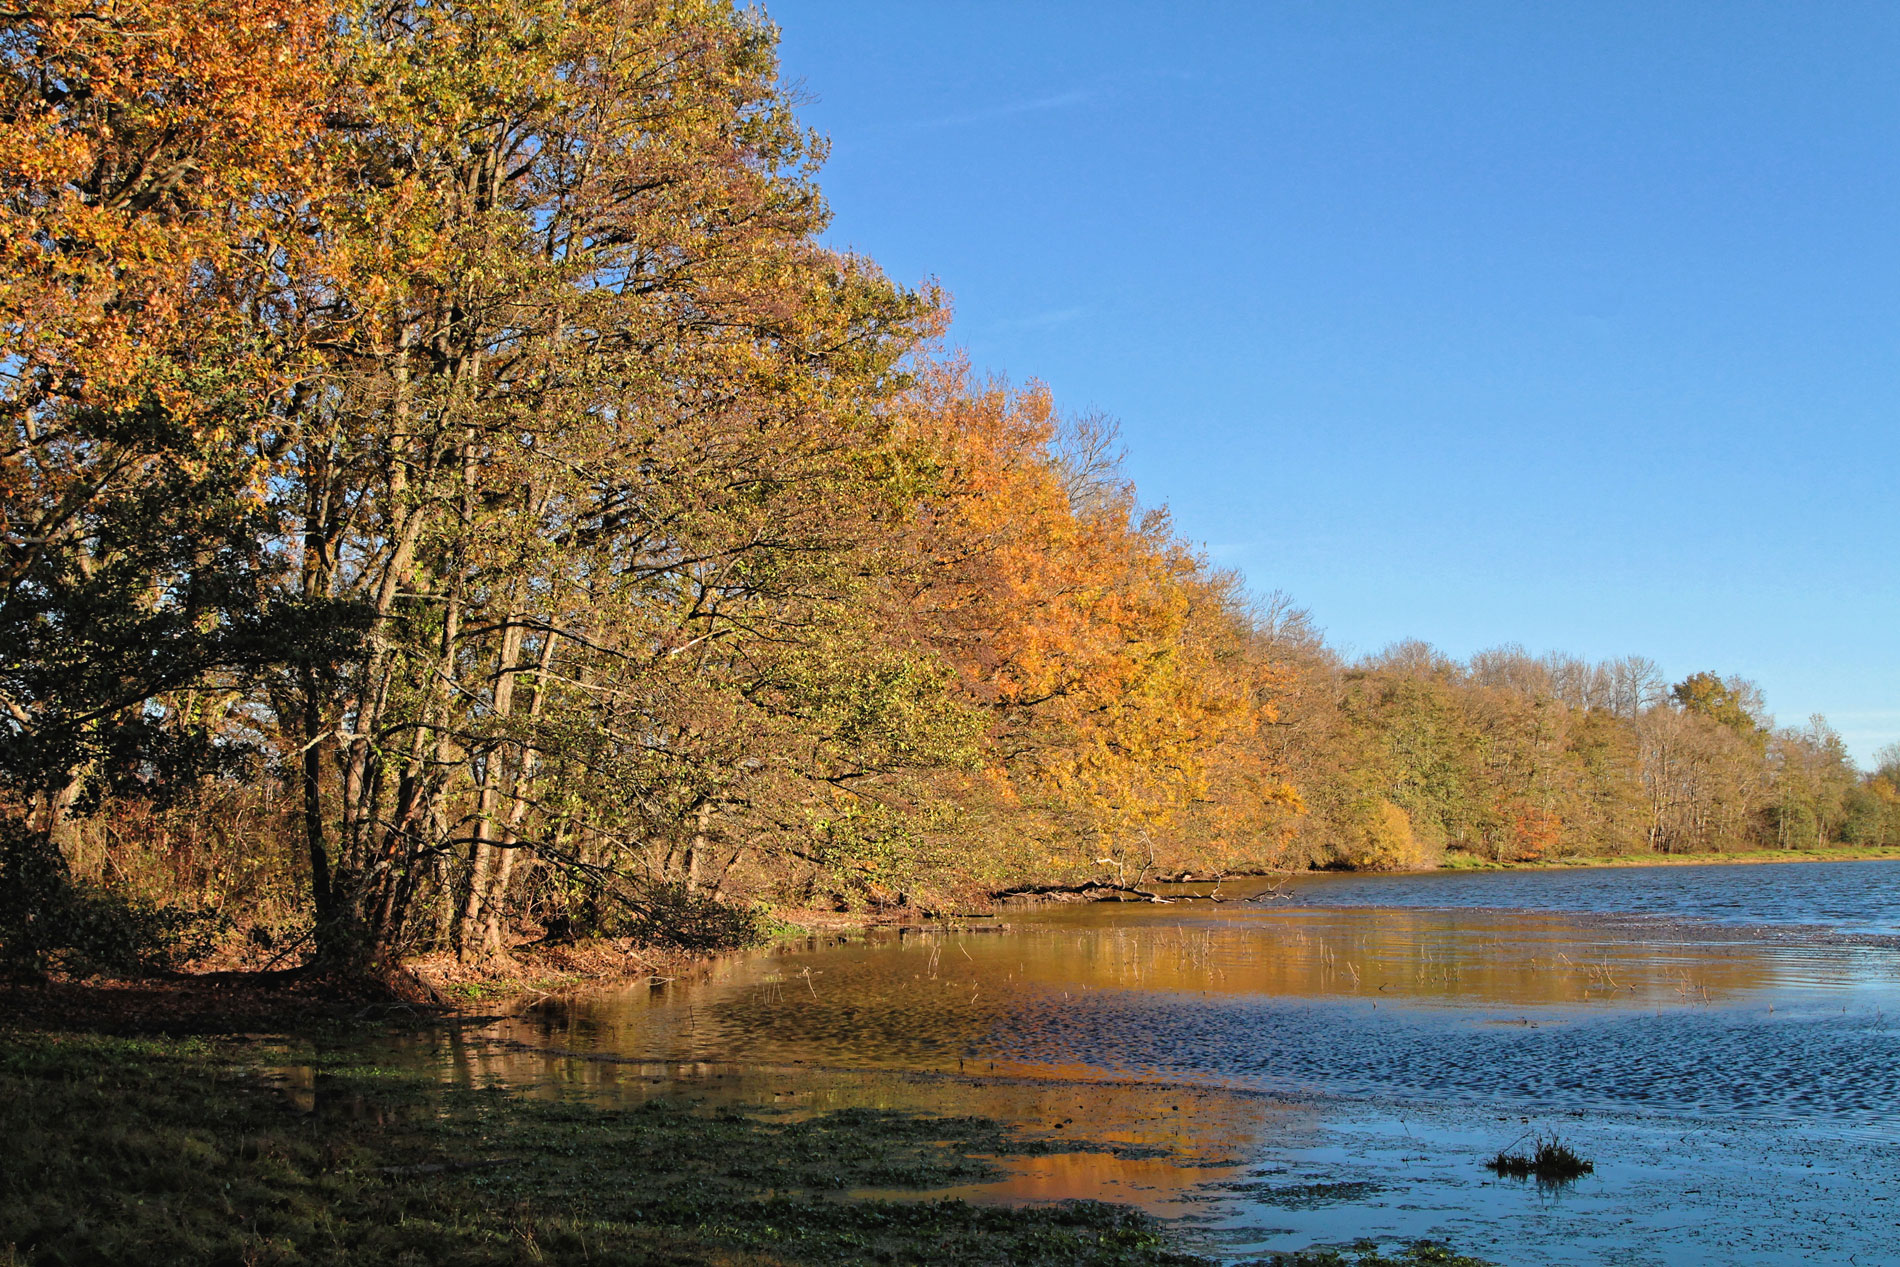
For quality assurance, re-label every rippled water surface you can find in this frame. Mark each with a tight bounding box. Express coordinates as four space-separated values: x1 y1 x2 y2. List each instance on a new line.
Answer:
442 860 1900 1265
1271 857 1900 933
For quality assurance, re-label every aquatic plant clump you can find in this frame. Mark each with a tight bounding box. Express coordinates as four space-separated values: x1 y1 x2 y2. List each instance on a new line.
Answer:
1266 1241 1496 1267
1484 1136 1595 1184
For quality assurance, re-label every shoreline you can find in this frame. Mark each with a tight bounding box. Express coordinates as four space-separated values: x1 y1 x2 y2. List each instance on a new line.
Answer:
16 846 1897 1030
19 859 1891 1266
1434 844 1900 872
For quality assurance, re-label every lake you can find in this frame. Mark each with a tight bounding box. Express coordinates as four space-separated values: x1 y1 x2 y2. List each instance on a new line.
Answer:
424 860 1900 1265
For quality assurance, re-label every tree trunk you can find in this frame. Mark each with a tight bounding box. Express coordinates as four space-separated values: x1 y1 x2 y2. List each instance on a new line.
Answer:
457 612 525 960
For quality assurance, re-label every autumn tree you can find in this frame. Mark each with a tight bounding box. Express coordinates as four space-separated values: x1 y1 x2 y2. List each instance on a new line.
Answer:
6 0 1880 979
0 1 341 823
888 365 1300 889
1671 672 1766 738
1768 717 1857 848
256 0 948 968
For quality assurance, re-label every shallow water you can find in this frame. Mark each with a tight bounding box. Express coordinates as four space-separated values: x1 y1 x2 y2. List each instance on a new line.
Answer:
440 860 1900 1265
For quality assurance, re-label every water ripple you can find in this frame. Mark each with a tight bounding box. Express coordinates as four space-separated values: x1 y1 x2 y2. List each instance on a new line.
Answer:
993 989 1900 1128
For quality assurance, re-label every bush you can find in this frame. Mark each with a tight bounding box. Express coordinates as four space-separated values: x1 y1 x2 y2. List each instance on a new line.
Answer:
541 877 767 951
617 883 768 950
1329 799 1443 871
0 827 217 978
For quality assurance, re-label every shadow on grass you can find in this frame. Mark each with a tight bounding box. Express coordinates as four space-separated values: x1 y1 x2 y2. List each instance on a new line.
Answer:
0 1029 1211 1266
0 1027 1503 1266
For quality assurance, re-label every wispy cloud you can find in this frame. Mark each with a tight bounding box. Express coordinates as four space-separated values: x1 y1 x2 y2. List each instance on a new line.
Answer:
915 89 1090 131
981 306 1090 334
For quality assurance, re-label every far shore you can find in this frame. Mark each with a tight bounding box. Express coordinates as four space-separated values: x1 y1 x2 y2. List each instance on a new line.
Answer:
1435 843 1900 872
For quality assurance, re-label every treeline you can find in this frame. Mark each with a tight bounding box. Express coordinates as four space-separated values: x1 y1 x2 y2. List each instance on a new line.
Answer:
0 0 1292 973
1258 632 1900 867
2 0 1891 978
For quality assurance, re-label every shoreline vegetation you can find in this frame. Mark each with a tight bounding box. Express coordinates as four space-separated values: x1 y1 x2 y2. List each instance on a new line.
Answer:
12 842 1897 1016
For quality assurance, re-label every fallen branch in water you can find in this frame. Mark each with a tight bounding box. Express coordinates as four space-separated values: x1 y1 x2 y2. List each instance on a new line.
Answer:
992 881 1173 903
378 1158 521 1178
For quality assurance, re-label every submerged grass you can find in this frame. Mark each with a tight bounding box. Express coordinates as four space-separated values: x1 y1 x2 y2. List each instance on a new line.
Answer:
1265 1245 1495 1267
0 1029 1209 1266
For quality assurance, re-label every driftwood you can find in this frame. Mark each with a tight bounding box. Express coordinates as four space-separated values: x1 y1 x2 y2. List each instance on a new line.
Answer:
993 881 1175 903
377 1158 520 1178
995 873 1298 906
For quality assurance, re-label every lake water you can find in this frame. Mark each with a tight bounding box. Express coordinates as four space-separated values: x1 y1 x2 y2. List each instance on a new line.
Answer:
433 860 1900 1265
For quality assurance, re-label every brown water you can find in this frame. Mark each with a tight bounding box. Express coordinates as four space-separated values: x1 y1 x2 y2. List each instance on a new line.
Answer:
424 862 1900 1265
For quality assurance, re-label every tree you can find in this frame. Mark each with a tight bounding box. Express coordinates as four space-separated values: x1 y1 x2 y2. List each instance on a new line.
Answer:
1671 672 1766 739
889 366 1299 886
0 0 342 829
263 0 944 968
1768 716 1857 848
0 0 350 970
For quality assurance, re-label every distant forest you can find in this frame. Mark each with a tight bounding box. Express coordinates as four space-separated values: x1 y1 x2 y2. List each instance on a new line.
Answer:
4 0 1895 975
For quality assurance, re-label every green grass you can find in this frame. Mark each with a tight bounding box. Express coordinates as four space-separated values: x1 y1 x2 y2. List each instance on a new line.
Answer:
0 1027 1504 1265
1439 844 1900 871
0 1030 1211 1266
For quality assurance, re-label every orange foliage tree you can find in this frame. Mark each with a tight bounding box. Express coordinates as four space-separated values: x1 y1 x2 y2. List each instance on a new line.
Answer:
0 0 340 836
887 361 1302 890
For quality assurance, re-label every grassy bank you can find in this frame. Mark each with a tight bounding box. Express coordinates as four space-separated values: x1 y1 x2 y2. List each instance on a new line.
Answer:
0 1028 1206 1266
0 1027 1492 1267
1438 844 1900 872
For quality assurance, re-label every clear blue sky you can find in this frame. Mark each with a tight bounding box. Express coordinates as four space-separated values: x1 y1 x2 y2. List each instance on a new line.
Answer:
767 1 1900 764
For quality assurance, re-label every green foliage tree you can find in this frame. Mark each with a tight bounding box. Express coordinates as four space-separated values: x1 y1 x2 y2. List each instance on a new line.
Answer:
1671 672 1766 738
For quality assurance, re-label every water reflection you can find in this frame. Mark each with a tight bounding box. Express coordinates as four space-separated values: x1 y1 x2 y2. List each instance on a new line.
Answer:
417 884 1900 1266
492 905 1874 1084
415 1024 1294 1213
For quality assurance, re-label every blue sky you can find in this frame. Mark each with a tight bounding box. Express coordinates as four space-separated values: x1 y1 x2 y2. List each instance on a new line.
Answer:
767 1 1900 763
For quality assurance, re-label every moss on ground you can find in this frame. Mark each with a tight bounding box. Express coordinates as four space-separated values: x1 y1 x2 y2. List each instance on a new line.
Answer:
0 1030 1209 1266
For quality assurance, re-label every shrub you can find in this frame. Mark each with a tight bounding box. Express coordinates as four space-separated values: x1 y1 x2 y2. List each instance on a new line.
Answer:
541 877 767 951
0 826 218 978
617 883 768 950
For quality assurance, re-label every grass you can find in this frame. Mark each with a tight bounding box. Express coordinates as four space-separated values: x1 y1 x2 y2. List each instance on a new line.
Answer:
1484 1136 1594 1185
1440 844 1900 871
0 1028 1213 1266
0 989 1503 1267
